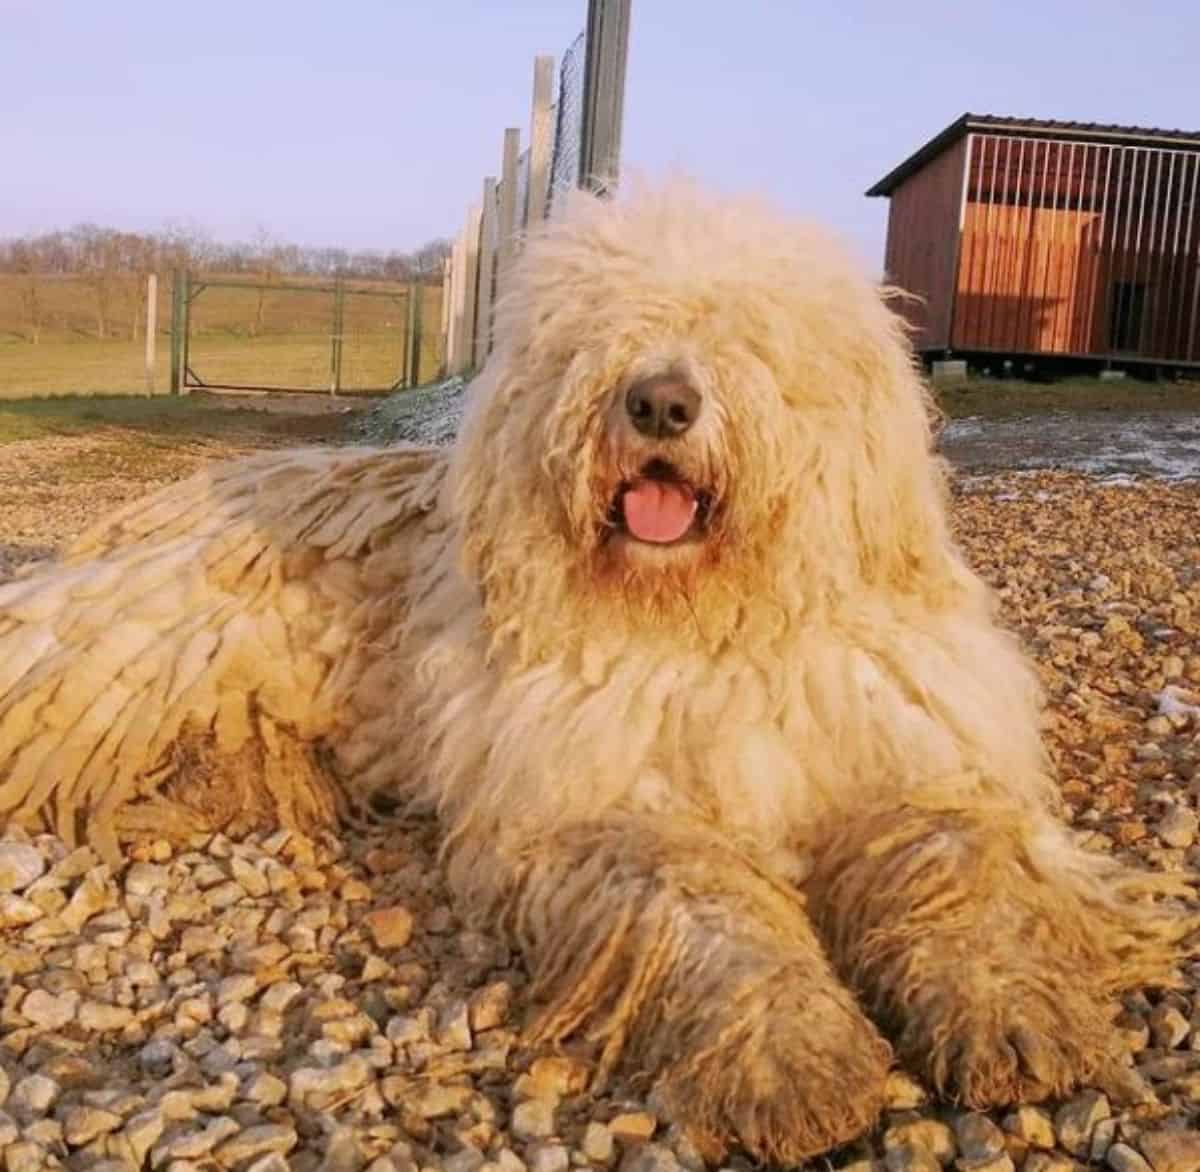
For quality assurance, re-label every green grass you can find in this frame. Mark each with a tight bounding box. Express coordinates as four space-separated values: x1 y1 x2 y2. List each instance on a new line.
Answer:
932 374 1200 419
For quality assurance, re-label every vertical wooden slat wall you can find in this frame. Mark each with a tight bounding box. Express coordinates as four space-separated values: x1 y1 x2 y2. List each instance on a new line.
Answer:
951 132 1200 363
881 137 969 351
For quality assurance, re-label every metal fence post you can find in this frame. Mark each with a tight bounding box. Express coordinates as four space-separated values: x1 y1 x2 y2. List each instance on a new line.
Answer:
330 279 345 395
169 269 187 395
407 279 424 387
579 0 632 195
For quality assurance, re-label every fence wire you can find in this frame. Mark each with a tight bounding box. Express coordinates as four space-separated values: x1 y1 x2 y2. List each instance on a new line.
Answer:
548 31 586 215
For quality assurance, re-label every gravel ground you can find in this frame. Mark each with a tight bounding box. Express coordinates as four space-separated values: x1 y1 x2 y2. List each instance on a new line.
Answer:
941 412 1200 482
356 380 468 449
2 397 1200 1172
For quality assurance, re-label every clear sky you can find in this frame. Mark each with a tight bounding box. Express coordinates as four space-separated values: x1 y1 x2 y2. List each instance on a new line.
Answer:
3 0 1198 269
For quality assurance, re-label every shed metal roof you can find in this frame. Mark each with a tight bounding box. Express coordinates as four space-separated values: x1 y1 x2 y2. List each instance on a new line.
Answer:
866 113 1200 197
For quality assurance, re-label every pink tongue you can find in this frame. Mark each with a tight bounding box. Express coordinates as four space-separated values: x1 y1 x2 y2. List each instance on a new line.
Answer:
622 480 697 544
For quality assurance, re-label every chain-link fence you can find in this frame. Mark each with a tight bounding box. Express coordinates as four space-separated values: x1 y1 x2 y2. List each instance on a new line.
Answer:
441 0 630 376
547 32 587 213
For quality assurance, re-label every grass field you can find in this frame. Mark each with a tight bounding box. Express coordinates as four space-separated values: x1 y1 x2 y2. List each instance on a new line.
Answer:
0 274 443 398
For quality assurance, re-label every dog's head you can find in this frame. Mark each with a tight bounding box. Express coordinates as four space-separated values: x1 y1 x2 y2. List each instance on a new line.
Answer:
449 181 965 659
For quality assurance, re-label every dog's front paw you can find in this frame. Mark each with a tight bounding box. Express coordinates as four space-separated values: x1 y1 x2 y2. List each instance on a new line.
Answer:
901 978 1124 1108
654 968 892 1164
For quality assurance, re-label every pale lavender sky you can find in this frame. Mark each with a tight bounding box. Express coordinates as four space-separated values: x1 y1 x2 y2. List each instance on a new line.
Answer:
3 0 1197 269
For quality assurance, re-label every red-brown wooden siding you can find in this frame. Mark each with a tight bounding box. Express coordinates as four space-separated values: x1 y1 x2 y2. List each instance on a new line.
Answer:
952 134 1200 361
882 138 967 351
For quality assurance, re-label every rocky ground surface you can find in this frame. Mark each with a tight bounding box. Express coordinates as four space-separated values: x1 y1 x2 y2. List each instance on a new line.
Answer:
1 401 1199 1171
356 379 468 449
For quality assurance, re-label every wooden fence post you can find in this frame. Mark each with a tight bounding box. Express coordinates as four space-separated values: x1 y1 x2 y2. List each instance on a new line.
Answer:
439 256 452 378
497 128 521 300
579 0 632 194
144 273 158 395
458 204 482 374
446 236 463 374
526 56 555 228
475 178 499 369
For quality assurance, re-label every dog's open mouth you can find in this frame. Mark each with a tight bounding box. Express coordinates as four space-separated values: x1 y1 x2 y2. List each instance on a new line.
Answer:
607 460 714 545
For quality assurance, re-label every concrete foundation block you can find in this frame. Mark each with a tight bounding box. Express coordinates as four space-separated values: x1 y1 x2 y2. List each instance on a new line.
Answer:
931 359 968 381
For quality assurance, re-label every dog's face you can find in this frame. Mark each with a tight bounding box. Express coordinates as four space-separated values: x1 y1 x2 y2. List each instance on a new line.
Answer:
451 182 956 653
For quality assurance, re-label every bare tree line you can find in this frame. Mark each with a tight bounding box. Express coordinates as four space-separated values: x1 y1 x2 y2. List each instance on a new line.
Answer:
0 224 451 344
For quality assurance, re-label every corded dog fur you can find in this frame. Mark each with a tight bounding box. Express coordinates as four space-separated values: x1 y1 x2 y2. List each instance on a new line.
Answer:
0 182 1192 1162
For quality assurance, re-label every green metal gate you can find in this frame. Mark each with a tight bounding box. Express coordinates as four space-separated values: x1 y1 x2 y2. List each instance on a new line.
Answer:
169 271 426 395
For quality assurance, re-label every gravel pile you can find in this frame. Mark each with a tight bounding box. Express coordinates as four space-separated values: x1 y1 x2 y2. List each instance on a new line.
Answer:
356 380 468 449
2 405 1200 1170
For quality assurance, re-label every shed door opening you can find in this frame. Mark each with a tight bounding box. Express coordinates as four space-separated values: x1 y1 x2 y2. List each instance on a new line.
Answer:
1109 282 1146 352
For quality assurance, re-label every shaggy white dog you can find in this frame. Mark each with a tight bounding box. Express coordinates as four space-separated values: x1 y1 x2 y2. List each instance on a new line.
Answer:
0 182 1192 1162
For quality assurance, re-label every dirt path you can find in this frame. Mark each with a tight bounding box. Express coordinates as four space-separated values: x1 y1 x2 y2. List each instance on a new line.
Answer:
0 392 371 582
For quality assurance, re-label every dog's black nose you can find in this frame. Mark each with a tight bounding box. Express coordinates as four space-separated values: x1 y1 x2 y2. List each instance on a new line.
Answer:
625 377 701 439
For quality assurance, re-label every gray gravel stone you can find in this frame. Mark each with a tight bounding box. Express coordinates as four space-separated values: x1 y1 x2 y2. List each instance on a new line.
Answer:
124 862 170 897
1156 807 1199 848
582 1122 615 1164
214 1122 299 1166
9 1072 60 1119
955 1114 1007 1161
1023 1154 1078 1172
0 892 43 927
1054 1091 1111 1157
528 1144 570 1172
20 987 78 1030
0 843 46 893
956 1157 1014 1172
884 1120 957 1165
120 1107 166 1166
885 1146 945 1172
3 1141 52 1172
512 1099 556 1141
618 1145 680 1172
61 1103 123 1145
1138 1131 1200 1172
1002 1107 1056 1150
1150 1003 1192 1049
1109 1144 1156 1172
445 1150 487 1172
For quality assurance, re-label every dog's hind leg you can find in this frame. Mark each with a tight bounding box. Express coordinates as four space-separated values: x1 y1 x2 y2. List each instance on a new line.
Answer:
805 791 1196 1107
469 815 892 1165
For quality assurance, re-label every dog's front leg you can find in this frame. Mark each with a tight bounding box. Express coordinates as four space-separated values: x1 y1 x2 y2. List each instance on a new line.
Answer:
473 814 891 1164
805 791 1194 1107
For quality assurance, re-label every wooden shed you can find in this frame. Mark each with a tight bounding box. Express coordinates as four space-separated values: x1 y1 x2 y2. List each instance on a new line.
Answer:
867 114 1200 371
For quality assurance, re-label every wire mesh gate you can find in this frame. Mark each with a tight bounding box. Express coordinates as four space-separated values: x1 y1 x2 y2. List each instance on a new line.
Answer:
169 271 426 395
